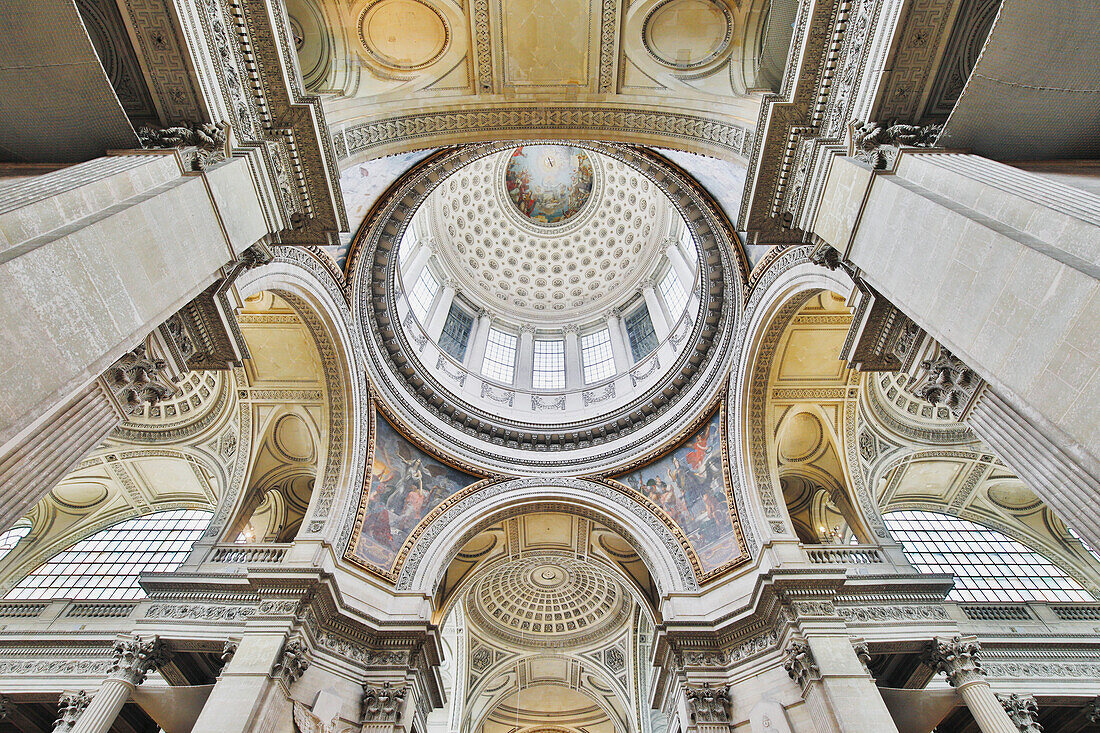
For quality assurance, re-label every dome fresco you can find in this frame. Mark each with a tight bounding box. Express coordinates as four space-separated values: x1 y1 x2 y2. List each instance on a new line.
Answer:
504 145 594 226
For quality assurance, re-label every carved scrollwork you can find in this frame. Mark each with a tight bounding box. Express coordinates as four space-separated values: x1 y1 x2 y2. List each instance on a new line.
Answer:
360 681 406 722
272 638 311 685
998 693 1043 733
852 121 942 170
684 683 731 723
138 120 229 170
783 639 820 694
54 690 90 733
924 635 984 687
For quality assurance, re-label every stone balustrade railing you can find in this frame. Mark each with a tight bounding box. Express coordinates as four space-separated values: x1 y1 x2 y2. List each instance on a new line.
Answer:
805 546 886 565
210 543 291 564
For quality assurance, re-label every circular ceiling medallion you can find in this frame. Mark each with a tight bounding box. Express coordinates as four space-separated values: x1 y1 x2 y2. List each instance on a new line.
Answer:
358 0 449 70
51 481 110 510
643 0 733 70
987 481 1042 511
466 556 628 648
504 145 594 226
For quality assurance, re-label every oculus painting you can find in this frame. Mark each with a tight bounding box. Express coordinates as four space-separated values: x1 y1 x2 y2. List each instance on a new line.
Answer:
351 410 478 572
613 411 743 573
504 145 594 225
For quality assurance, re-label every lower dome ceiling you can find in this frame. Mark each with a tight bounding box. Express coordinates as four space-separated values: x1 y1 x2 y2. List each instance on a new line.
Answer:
466 555 629 649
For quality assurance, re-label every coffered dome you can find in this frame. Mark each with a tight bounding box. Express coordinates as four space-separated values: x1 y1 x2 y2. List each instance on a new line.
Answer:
465 556 629 649
424 144 670 324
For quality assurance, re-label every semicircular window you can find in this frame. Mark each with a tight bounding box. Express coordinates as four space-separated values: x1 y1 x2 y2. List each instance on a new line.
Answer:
0 520 31 563
884 510 1095 603
5 509 212 601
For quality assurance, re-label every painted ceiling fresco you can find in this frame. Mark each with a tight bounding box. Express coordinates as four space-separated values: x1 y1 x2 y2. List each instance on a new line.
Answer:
613 410 746 574
349 409 479 573
504 145 594 226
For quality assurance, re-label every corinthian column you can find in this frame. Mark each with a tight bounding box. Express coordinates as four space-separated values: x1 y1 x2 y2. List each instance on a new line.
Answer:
924 636 1016 733
70 636 169 733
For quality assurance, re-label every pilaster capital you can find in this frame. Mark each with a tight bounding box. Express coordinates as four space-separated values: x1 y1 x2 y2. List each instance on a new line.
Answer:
998 693 1042 733
271 637 311 685
519 323 537 334
0 695 10 720
53 690 90 732
684 683 731 723
361 681 407 723
220 639 239 666
783 639 820 694
562 323 580 335
852 638 872 675
924 635 984 687
109 635 170 686
912 347 984 420
637 276 657 292
851 120 942 170
603 307 622 321
103 344 177 416
442 277 459 290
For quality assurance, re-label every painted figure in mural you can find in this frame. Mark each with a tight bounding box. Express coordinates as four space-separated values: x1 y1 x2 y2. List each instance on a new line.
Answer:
352 414 477 570
615 412 737 572
504 145 594 225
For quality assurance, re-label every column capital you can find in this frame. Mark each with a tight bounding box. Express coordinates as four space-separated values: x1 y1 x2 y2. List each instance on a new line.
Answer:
562 323 580 334
998 694 1042 733
912 347 985 420
519 323 537 334
602 307 622 321
924 635 984 687
783 639 820 694
53 690 91 732
102 344 178 417
361 681 407 723
0 695 9 720
684 683 731 724
109 635 170 686
271 637 311 685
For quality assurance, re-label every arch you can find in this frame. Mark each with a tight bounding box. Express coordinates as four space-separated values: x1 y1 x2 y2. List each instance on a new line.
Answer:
228 248 370 549
396 477 701 597
727 245 857 549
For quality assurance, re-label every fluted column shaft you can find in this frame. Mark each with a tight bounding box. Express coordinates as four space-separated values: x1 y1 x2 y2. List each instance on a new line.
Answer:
71 636 168 733
464 311 493 371
956 680 1017 733
515 327 535 389
563 326 583 387
925 636 1017 733
425 281 456 340
641 283 671 340
69 679 131 733
604 311 632 371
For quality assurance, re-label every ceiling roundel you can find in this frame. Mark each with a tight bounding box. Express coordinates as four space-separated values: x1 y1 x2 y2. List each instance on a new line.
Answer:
357 0 449 71
466 556 629 648
643 0 733 70
504 145 594 226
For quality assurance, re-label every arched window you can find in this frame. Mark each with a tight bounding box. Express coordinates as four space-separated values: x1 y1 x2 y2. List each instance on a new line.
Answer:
0 520 31 563
5 509 212 601
883 510 1094 602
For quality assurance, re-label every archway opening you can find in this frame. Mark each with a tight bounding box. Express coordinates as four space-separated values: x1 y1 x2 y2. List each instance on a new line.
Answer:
429 510 662 733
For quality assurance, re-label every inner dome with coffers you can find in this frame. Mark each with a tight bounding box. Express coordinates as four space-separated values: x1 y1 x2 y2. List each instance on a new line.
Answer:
360 141 741 470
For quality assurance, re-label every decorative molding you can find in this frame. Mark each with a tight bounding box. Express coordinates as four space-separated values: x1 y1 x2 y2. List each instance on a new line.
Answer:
335 108 752 159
